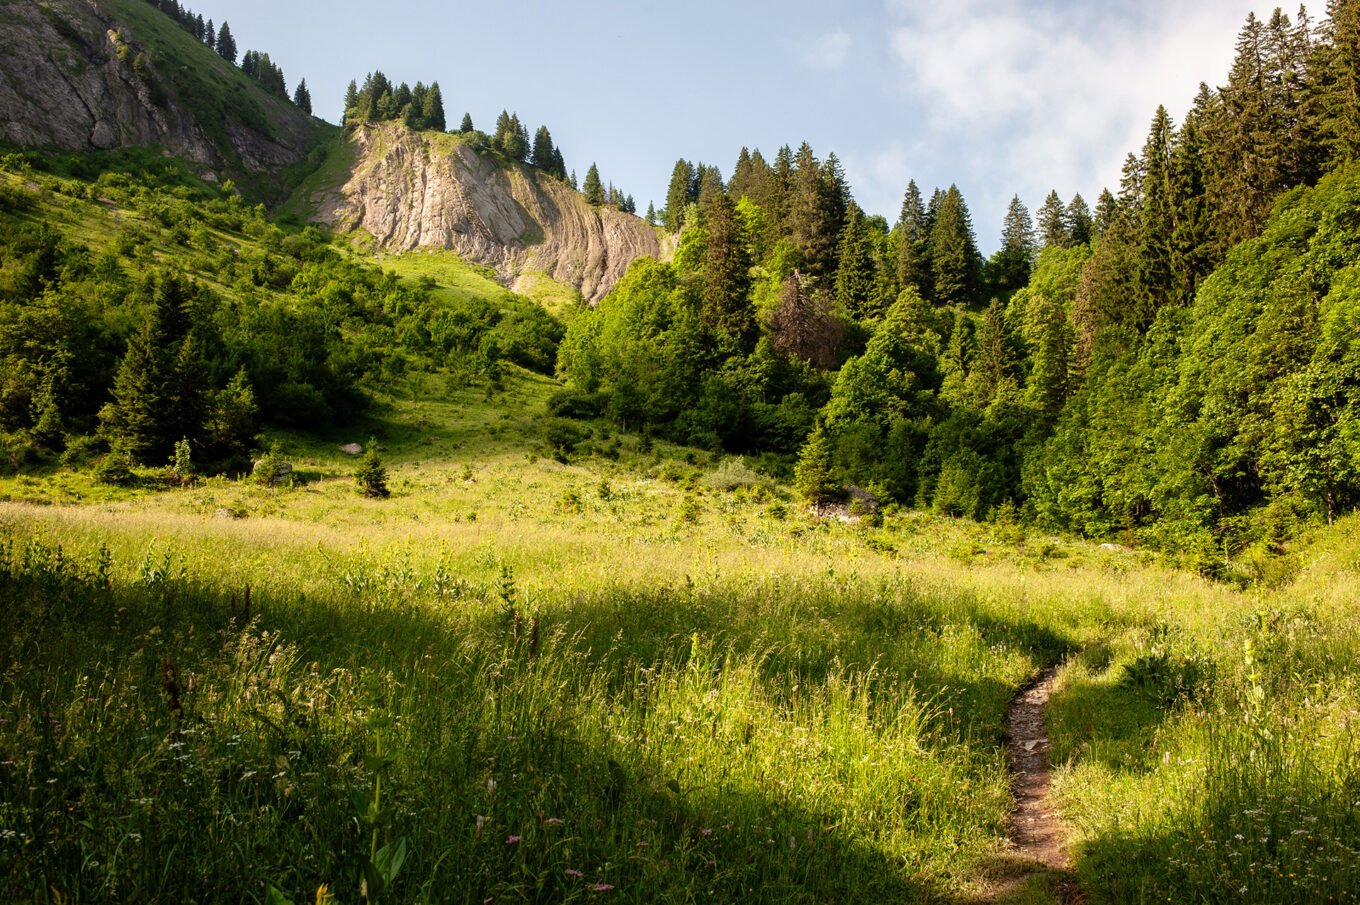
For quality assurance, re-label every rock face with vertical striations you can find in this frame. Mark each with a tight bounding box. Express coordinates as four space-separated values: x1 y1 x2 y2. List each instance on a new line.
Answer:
310 124 662 303
0 0 327 192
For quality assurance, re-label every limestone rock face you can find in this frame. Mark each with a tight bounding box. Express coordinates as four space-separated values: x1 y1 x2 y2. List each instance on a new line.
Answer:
0 0 316 176
315 125 662 302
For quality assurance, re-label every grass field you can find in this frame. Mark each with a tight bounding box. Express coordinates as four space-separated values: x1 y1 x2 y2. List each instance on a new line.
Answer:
1 365 1356 904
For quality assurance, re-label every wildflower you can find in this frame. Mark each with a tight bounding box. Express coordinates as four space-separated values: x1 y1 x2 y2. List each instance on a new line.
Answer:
544 817 564 825
506 835 521 844
591 884 614 892
475 815 485 837
564 869 583 878
700 828 713 836
487 778 497 794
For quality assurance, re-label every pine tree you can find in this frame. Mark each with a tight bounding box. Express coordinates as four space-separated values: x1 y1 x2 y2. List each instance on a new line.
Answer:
728 147 754 200
1037 190 1067 247
583 163 604 206
459 112 474 133
834 202 877 319
203 18 213 46
893 180 931 298
1134 105 1176 324
929 185 982 307
293 78 312 114
423 82 445 131
1064 194 1093 245
215 21 236 64
343 80 359 125
700 190 755 351
695 164 724 208
645 201 657 225
531 126 556 170
551 147 566 179
992 195 1036 295
492 110 511 150
664 159 696 230
795 426 840 505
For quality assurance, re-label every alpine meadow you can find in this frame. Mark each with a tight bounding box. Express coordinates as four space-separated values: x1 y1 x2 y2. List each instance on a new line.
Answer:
2 0 1360 903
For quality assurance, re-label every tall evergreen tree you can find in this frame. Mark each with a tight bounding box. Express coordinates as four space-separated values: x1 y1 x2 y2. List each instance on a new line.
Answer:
992 195 1036 295
893 180 931 298
423 82 446 131
583 163 604 206
342 80 358 125
215 20 236 63
787 143 838 280
664 159 696 230
459 112 474 133
1133 105 1176 324
531 126 556 170
645 201 657 225
834 202 878 320
293 78 312 114
1064 194 1093 245
699 190 755 351
1322 0 1360 160
1037 190 1067 247
929 185 982 307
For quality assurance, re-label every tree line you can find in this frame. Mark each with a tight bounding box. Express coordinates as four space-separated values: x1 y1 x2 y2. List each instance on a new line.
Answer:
139 0 314 113
559 1 1360 564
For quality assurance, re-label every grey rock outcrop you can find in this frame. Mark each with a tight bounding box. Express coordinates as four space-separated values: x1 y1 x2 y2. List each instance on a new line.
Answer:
312 125 662 302
0 0 319 178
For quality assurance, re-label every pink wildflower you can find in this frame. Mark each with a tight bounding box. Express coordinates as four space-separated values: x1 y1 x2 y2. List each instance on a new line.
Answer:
564 869 584 878
592 884 615 892
506 835 521 844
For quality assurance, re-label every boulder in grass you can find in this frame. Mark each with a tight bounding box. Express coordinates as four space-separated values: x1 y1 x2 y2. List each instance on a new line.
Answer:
339 443 364 456
252 459 293 485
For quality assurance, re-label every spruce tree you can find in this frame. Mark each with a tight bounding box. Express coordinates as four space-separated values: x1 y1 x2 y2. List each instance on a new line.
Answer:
531 126 556 170
215 21 236 64
993 195 1036 294
700 190 755 351
583 163 604 206
293 78 312 114
787 143 838 279
929 185 982 307
834 202 877 320
1064 194 1093 245
645 201 657 225
551 147 566 179
459 112 474 133
423 82 446 131
1134 105 1176 324
343 80 359 125
1037 190 1067 247
894 180 931 298
664 159 696 230
204 18 213 46
795 426 840 505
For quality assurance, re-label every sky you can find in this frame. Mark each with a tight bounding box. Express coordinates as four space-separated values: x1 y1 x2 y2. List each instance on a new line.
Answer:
202 0 1280 251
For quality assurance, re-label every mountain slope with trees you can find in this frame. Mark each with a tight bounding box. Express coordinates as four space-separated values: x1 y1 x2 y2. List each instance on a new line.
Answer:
0 0 331 200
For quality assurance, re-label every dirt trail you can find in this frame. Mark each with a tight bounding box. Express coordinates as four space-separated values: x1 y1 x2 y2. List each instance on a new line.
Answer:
970 666 1084 904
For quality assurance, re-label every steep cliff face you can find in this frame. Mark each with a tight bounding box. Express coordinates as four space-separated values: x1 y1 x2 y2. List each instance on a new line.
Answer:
311 125 662 302
0 0 324 184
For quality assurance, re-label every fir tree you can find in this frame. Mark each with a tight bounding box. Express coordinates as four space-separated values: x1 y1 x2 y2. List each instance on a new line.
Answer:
929 185 982 307
795 426 840 505
459 112 473 133
293 78 312 114
583 163 604 206
354 439 390 498
1064 194 1093 245
423 82 446 131
664 159 696 230
215 21 236 63
343 80 359 125
834 202 878 320
894 180 931 298
700 190 755 351
1037 190 1067 247
531 126 556 170
992 195 1036 295
645 201 657 225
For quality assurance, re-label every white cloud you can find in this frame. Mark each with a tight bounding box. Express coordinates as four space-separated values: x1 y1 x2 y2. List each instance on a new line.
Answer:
882 0 1272 246
801 28 853 70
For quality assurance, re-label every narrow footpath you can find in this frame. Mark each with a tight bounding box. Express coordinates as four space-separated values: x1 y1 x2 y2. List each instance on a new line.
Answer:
972 666 1084 904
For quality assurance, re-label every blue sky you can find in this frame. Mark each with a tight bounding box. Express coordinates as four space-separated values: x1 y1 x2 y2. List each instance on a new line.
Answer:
204 0 1276 250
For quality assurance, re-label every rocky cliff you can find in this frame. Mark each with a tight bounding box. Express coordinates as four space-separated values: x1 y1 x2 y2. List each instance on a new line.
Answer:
310 125 663 303
0 0 325 185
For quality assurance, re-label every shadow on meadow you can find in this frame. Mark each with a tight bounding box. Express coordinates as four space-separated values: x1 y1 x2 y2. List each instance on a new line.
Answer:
0 538 1045 903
